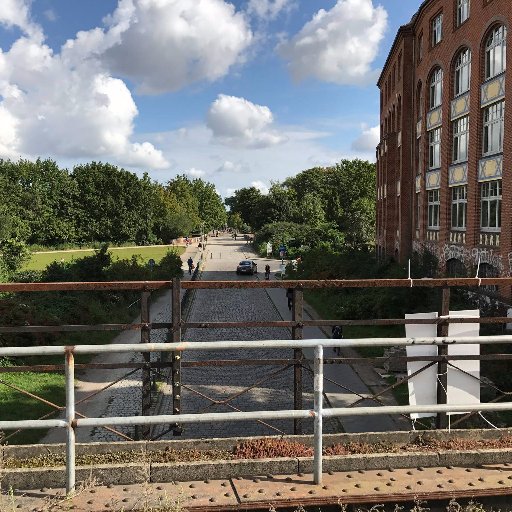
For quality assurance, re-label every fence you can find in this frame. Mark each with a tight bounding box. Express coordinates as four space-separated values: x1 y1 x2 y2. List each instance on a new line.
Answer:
2 277 512 494
3 337 512 493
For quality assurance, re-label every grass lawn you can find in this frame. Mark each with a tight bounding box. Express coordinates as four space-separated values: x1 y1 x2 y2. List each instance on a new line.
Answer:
24 245 186 271
0 371 66 445
304 290 405 357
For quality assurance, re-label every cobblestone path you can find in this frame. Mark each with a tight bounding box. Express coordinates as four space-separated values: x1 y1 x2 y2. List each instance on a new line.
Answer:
154 236 340 439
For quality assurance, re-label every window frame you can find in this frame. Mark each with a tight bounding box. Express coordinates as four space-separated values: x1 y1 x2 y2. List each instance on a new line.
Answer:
416 192 421 230
429 68 443 109
480 180 502 231
456 0 470 26
429 127 442 169
418 33 424 62
454 48 471 96
451 185 467 230
482 100 505 156
428 189 441 229
432 13 443 47
485 25 507 80
452 116 469 163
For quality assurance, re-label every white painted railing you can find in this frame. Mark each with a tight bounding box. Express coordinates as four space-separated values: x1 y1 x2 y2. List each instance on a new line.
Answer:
2 336 512 494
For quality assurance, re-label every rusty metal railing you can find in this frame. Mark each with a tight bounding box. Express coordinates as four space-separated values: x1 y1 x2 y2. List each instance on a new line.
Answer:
0 278 511 440
2 277 512 492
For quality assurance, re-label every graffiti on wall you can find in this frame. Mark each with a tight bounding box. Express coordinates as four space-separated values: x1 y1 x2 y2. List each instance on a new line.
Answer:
412 241 508 275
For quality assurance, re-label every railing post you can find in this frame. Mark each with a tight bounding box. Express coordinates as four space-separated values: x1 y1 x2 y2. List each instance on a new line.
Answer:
171 277 183 435
292 287 303 435
436 286 450 429
313 344 323 485
65 348 76 495
141 290 151 439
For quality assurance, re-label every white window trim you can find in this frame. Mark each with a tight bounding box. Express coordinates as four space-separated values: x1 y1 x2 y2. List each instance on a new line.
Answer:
480 180 502 232
452 116 469 164
428 188 441 229
451 185 467 230
482 101 505 157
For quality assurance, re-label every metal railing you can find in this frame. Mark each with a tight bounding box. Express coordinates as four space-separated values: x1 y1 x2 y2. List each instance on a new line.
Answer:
2 277 512 493
3 335 512 494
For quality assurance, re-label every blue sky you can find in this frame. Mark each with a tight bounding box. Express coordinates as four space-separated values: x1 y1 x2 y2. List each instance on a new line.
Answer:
0 0 419 197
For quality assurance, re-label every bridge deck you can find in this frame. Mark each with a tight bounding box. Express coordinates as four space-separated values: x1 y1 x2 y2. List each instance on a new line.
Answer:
7 464 512 511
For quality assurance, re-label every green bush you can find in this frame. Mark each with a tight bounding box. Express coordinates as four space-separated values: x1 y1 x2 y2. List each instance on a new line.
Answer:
254 221 344 259
0 246 183 350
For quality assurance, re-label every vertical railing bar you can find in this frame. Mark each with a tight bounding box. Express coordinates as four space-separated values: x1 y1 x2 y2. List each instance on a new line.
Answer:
436 286 451 429
171 277 183 435
141 290 151 439
292 286 303 435
65 349 75 495
313 344 323 485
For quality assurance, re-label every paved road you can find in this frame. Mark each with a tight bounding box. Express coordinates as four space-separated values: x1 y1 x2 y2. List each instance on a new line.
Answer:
154 235 403 439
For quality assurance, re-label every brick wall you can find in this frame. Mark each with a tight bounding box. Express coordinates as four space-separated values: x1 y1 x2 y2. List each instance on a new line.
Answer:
377 0 512 286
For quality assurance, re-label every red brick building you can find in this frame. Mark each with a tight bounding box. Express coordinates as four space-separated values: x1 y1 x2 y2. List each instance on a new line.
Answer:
377 0 511 280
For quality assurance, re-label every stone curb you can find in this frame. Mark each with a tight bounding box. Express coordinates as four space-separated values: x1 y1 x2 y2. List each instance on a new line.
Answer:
4 448 512 490
4 429 512 490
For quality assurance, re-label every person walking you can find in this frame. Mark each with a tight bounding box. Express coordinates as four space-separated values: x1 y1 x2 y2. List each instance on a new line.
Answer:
286 287 293 311
332 325 343 355
264 264 271 280
187 257 194 275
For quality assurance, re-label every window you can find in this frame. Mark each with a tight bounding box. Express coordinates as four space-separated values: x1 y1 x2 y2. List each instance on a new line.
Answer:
483 100 505 155
480 180 502 230
417 83 423 119
418 34 424 62
453 116 469 163
428 189 440 229
429 127 441 169
447 258 467 277
429 68 443 109
432 13 443 46
416 193 421 230
485 25 507 80
398 52 402 81
457 0 470 26
451 185 467 229
454 48 471 96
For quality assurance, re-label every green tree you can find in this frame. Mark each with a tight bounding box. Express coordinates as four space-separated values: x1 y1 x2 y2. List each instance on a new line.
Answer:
192 179 227 231
265 183 298 223
225 187 268 230
297 192 325 227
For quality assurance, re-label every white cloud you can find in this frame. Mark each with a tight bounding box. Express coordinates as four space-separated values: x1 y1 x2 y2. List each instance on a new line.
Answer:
0 33 169 169
141 123 339 198
247 0 293 20
185 167 206 178
251 180 269 194
207 94 287 148
351 125 379 153
278 0 387 85
68 0 254 94
44 9 57 22
0 0 42 39
214 160 245 173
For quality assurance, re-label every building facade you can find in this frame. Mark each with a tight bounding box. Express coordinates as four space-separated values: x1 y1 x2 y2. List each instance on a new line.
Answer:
377 0 511 281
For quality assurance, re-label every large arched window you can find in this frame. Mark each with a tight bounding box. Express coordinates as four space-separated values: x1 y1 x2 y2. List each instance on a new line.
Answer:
429 68 443 109
485 25 507 80
454 48 471 96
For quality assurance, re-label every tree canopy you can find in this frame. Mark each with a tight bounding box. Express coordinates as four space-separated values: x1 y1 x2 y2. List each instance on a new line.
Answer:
0 159 227 275
225 159 376 249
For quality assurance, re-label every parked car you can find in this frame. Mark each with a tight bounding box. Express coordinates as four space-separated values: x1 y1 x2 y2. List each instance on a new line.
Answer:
236 260 258 275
